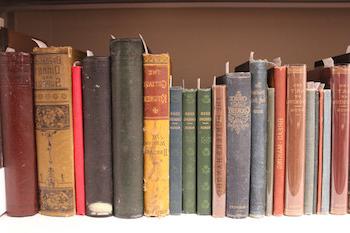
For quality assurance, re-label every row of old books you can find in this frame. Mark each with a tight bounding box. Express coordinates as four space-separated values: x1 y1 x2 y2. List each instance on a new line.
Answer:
1 28 350 218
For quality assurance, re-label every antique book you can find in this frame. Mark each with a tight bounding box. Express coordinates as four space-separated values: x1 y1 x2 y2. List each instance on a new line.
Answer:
82 56 113 217
110 38 144 218
143 53 170 217
315 53 350 68
320 89 331 214
268 66 287 216
330 65 350 215
249 60 268 217
212 84 226 218
307 68 331 88
217 72 251 218
266 88 275 216
0 52 38 216
182 89 197 214
0 27 42 53
72 64 85 215
285 64 307 216
316 84 324 214
170 86 183 215
33 46 85 216
313 86 320 214
197 88 212 215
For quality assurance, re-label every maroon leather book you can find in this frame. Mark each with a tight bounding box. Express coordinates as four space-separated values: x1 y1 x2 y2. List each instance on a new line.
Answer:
0 52 38 216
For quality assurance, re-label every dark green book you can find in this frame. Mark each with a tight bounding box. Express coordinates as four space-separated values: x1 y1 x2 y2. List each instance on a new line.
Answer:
197 88 212 215
182 89 197 214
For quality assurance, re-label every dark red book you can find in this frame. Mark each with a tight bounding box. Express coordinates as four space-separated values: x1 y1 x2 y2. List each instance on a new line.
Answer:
72 64 85 215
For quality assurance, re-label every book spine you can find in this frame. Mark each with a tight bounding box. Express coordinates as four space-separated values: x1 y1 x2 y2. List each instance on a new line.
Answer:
212 85 226 218
170 87 183 215
313 90 320 214
321 89 331 214
182 89 197 214
34 47 80 216
266 88 275 216
285 64 307 216
0 52 38 216
110 39 144 218
72 65 85 216
197 88 212 215
0 168 4 215
272 66 287 216
143 53 170 217
249 61 268 217
82 57 113 217
316 87 324 214
330 65 350 215
305 88 316 215
226 73 252 218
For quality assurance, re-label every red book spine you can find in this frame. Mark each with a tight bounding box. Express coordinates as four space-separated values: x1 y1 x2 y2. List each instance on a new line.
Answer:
330 65 350 215
272 66 287 216
72 65 85 215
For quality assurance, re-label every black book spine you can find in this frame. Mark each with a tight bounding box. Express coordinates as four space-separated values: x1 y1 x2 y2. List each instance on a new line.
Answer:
82 56 113 217
110 38 144 218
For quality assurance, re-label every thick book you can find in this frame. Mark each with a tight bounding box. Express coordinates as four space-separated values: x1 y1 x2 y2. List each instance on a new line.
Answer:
143 53 170 217
170 86 183 215
182 89 197 214
33 46 85 216
82 56 113 217
285 64 307 216
266 88 275 216
330 65 350 215
110 38 144 218
197 88 212 215
217 72 251 218
72 64 85 216
0 52 38 216
212 84 226 218
249 60 268 217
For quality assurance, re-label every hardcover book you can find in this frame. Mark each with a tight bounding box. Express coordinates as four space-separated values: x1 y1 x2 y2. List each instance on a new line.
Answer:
285 64 307 216
0 27 42 53
82 56 113 217
110 38 144 218
33 46 85 216
316 84 324 214
314 53 350 68
143 53 170 217
0 52 38 216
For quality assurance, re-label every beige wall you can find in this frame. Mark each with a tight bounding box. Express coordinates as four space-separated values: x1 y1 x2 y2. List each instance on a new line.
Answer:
14 8 350 88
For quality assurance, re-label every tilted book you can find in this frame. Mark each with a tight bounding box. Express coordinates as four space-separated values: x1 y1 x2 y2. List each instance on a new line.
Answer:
33 46 85 216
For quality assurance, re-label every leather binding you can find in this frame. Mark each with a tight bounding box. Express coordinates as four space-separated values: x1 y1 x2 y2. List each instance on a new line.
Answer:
82 56 113 217
266 88 275 216
0 27 42 53
316 84 324 214
315 53 350 68
212 84 226 218
268 66 287 216
182 89 197 214
0 52 38 216
330 65 350 215
143 53 170 217
197 88 212 215
249 60 268 217
170 86 183 215
217 72 251 218
33 47 85 216
320 89 331 214
110 38 144 218
285 64 307 216
72 64 85 215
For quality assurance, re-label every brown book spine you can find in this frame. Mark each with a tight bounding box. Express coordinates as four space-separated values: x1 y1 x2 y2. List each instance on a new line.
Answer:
285 64 307 216
212 85 226 217
271 66 287 216
316 86 324 214
330 65 350 215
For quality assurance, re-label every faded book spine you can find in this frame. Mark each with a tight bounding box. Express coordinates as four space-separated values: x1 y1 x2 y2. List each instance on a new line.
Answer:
182 89 197 214
212 85 226 218
170 87 183 215
285 64 307 216
330 65 350 215
316 85 324 214
143 53 170 217
266 88 275 216
110 38 144 218
249 61 268 217
0 52 38 216
313 90 320 214
82 56 113 217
